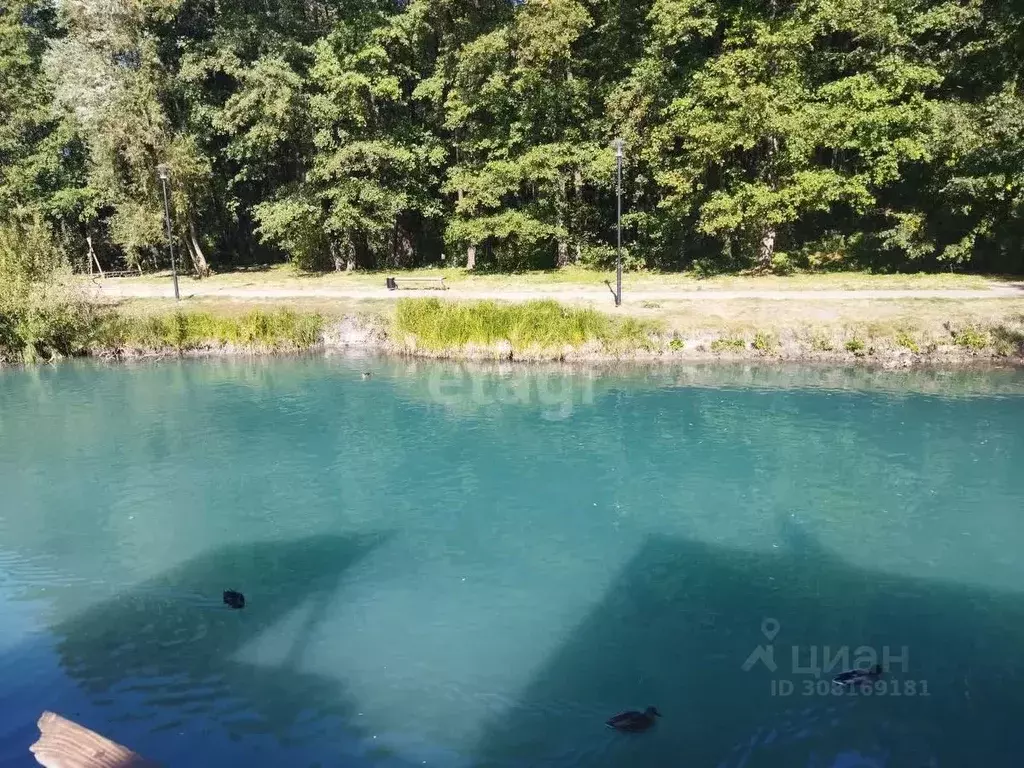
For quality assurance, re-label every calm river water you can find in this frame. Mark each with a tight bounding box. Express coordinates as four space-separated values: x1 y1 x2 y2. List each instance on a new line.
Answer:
2 357 1023 767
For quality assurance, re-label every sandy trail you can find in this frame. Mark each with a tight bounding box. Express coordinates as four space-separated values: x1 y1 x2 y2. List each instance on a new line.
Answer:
93 279 1024 304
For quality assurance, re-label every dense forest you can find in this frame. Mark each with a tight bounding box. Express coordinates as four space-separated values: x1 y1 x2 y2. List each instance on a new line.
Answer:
2 0 1024 275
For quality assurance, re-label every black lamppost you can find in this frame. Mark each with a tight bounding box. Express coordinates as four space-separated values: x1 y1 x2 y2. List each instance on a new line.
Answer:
157 164 180 301
613 137 624 307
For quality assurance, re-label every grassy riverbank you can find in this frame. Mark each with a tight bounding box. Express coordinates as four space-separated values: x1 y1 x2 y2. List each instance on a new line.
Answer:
386 297 1024 363
1 301 325 363
4 288 1024 366
101 307 324 354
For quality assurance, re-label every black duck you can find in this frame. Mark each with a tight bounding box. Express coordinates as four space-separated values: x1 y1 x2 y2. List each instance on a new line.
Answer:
832 664 882 687
606 706 660 732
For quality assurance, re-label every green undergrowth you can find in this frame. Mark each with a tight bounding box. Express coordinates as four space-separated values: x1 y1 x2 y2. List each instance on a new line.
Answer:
753 330 778 354
1 218 106 363
99 309 324 352
845 337 867 354
711 336 746 352
895 331 921 353
393 298 661 352
951 325 989 350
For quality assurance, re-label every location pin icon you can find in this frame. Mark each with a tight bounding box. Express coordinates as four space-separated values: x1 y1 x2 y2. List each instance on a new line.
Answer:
761 618 781 642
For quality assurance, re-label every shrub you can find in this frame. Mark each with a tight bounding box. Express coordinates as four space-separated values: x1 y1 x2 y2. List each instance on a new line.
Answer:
17 282 105 361
692 258 723 279
845 337 866 354
0 214 64 284
710 336 746 352
770 252 794 275
669 337 684 351
894 331 920 353
1 216 105 362
952 325 989 350
753 330 778 353
991 325 1024 357
810 332 834 352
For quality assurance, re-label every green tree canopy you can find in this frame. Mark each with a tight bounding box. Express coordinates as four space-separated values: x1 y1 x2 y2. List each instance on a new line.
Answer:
2 0 1024 273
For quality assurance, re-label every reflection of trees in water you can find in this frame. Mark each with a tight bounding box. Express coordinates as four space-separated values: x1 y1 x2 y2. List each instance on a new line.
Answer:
1 358 411 566
47 533 390 759
382 360 1024 580
658 363 1024 397
383 359 1024 414
7 359 1021 569
659 383 1024 583
384 359 602 421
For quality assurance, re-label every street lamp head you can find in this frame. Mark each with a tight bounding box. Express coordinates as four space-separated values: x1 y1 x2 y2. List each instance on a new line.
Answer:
157 163 170 181
613 137 625 158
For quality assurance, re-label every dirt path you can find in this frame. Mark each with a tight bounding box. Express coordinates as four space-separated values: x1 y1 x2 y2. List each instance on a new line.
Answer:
94 279 1024 304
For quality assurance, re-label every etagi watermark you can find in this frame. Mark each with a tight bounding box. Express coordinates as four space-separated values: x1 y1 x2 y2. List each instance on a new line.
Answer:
426 366 595 421
743 618 930 698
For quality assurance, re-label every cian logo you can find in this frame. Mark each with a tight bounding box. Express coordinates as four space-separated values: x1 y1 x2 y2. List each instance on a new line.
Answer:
742 617 781 672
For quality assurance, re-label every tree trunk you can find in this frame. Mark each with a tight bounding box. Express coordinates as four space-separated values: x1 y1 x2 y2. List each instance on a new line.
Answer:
757 225 776 271
756 133 780 272
330 241 344 272
557 239 569 268
457 187 477 270
183 237 197 277
186 217 211 278
571 169 583 268
393 214 415 268
345 238 356 272
556 178 570 268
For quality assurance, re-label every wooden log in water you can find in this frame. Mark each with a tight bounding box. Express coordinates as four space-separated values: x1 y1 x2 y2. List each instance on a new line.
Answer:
30 712 157 768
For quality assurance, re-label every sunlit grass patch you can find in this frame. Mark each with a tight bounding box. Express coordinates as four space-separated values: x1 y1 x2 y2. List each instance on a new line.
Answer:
393 298 659 353
99 308 324 351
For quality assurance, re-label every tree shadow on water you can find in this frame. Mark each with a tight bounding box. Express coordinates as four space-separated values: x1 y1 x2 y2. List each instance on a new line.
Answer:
472 528 1024 768
22 531 418 767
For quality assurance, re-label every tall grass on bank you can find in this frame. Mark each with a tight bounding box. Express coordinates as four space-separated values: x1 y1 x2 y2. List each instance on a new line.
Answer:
394 298 660 352
2 216 325 363
1 216 106 363
100 309 324 352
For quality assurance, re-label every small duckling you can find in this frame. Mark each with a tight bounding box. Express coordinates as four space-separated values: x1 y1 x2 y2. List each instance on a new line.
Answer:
223 590 245 609
833 664 882 687
606 706 660 732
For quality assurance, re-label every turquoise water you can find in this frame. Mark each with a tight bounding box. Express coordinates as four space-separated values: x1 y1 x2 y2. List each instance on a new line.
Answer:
2 358 1024 767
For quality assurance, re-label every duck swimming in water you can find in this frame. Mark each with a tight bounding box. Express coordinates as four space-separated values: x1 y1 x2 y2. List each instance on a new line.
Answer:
606 707 661 732
361 372 372 380
833 664 882 687
223 590 246 609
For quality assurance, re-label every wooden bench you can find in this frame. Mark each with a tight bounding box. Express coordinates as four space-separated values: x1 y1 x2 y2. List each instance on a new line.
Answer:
386 276 447 291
